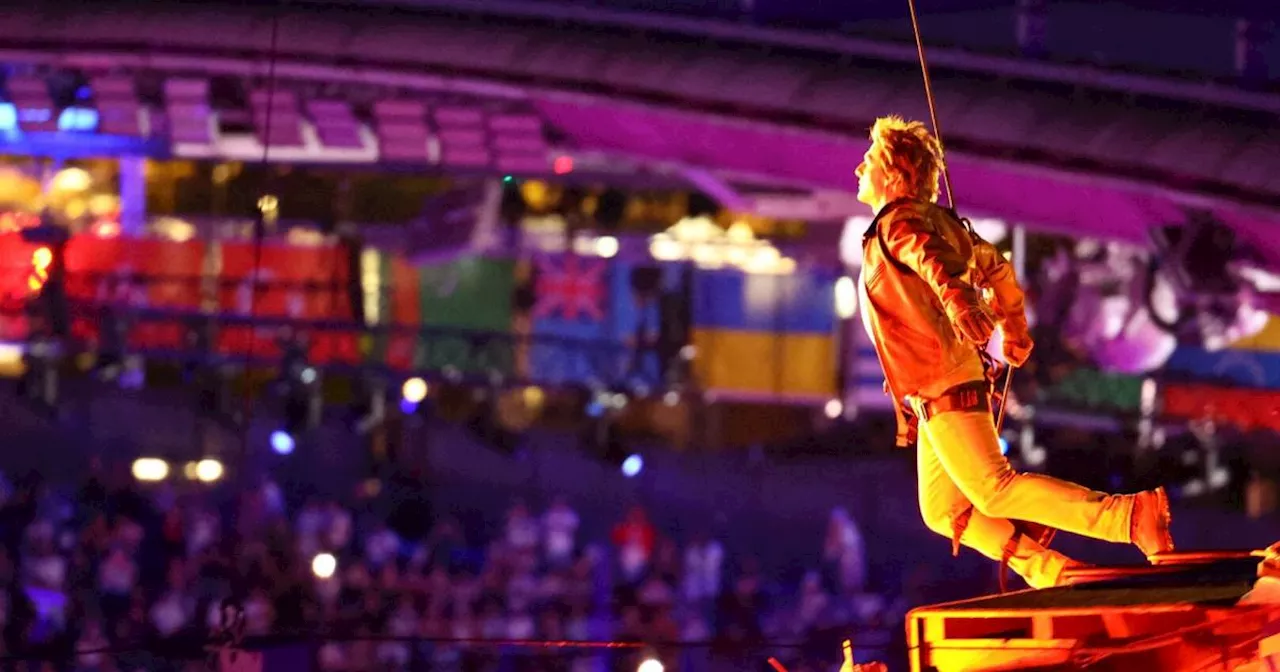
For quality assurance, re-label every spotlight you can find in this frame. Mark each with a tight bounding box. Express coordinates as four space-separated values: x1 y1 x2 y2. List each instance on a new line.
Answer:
131 458 169 483
621 454 644 478
834 276 857 319
824 398 844 420
50 167 91 192
270 430 295 455
402 377 428 404
594 235 619 259
637 659 664 672
311 553 337 579
194 459 224 483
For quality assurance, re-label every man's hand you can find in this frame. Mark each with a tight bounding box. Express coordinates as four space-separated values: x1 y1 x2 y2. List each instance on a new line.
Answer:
1002 330 1034 368
945 300 996 345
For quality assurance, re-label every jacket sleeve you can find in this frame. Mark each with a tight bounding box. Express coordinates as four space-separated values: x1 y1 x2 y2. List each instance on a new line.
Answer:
880 213 980 315
972 238 1029 334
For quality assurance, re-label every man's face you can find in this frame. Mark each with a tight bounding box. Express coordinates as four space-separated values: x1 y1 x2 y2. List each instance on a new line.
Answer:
855 145 887 207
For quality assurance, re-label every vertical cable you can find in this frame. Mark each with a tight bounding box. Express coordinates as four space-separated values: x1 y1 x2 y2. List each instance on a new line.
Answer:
905 0 956 211
237 2 285 463
905 0 1016 429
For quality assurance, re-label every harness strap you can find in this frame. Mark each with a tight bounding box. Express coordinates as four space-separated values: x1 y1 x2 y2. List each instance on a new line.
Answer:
912 381 990 422
999 533 1020 594
998 523 1058 593
951 506 974 557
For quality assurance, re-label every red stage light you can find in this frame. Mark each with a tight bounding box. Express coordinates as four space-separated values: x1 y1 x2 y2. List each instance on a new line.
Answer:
553 155 574 175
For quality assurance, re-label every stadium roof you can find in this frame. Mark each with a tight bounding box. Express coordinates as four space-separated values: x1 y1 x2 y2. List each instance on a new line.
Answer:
2 0 1279 262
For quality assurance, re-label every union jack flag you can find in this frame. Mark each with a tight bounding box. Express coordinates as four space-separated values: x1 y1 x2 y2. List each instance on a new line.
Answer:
533 254 606 321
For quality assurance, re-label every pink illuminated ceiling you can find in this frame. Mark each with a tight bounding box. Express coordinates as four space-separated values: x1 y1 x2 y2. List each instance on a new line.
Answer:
0 1 1277 261
533 96 1280 263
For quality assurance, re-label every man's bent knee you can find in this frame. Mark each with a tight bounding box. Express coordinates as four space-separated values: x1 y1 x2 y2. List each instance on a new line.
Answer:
921 509 950 538
966 471 1020 519
920 504 961 538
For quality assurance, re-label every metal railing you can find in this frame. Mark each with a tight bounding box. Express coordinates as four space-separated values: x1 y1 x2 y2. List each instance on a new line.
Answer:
4 629 900 672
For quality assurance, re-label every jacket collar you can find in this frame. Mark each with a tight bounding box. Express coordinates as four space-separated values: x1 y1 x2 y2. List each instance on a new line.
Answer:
862 197 924 240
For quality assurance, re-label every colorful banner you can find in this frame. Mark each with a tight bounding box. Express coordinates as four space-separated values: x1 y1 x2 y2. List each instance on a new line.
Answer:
1162 346 1280 390
62 236 208 350
417 255 515 375
527 254 658 386
1161 383 1280 433
217 242 357 363
691 269 837 400
0 233 38 341
62 235 121 344
1222 315 1280 353
132 238 205 351
692 329 836 399
1039 367 1145 413
419 256 515 330
384 252 422 370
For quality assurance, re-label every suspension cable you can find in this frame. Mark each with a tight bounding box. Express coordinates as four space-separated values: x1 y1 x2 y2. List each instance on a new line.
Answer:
236 1 284 478
905 0 1017 431
905 0 955 210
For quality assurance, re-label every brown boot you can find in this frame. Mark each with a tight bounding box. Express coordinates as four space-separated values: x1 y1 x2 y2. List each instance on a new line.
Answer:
1131 487 1174 558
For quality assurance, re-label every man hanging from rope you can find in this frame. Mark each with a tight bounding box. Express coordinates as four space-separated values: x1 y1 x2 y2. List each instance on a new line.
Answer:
855 116 1174 589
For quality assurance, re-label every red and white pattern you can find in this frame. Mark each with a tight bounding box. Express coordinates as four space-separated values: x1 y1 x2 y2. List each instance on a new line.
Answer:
533 254 605 321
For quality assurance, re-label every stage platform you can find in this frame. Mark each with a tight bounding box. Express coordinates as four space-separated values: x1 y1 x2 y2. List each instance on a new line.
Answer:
906 550 1280 672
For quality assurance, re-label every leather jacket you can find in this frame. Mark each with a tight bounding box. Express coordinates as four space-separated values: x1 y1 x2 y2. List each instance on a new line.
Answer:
859 198 1029 447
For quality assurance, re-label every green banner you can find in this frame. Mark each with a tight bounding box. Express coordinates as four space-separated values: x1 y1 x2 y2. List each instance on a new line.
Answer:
417 256 515 375
1040 368 1144 413
418 256 514 330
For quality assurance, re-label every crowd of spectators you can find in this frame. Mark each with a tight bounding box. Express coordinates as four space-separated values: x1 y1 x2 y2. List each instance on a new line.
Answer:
0 463 917 671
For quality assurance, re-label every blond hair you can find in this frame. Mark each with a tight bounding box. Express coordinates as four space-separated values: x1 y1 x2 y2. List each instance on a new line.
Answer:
868 116 945 203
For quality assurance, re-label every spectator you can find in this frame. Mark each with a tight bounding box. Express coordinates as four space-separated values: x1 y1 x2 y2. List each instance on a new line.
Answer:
243 588 275 636
98 546 136 621
295 498 326 559
363 521 401 570
0 460 919 670
798 570 831 631
823 507 867 596
323 501 352 552
542 495 580 568
611 506 655 585
682 529 724 605
185 506 220 559
504 500 540 559
376 594 417 668
428 518 464 571
75 620 109 671
149 582 193 638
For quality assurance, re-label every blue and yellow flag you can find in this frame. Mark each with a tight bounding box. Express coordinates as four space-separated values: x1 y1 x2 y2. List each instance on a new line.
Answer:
690 269 837 402
1163 316 1280 389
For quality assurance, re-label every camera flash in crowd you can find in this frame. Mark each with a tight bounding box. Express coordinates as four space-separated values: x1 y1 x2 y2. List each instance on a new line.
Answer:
311 553 337 579
637 658 664 672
